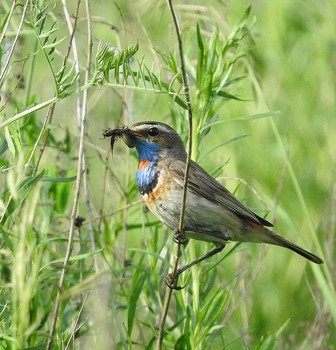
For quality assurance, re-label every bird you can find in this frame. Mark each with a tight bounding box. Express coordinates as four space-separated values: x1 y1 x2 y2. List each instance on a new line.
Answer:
104 121 323 288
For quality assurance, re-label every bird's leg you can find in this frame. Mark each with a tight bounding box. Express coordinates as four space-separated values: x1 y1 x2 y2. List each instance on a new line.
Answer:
165 243 225 290
173 228 189 245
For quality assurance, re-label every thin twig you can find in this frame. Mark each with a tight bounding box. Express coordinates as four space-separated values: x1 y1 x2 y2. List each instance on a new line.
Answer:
61 0 83 130
98 150 112 233
80 0 100 272
62 0 81 73
65 292 90 350
0 96 58 129
32 103 56 176
157 1 194 349
63 0 99 272
33 0 81 175
46 0 93 348
0 0 28 83
271 142 289 224
0 0 18 44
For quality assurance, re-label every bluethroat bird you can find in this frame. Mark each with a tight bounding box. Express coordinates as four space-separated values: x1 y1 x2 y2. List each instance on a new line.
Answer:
104 121 323 288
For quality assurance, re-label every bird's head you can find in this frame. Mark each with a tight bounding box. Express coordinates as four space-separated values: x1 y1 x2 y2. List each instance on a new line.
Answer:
120 121 187 162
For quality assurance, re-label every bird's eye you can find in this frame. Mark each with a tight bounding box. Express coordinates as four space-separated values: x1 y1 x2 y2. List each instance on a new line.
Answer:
148 127 159 136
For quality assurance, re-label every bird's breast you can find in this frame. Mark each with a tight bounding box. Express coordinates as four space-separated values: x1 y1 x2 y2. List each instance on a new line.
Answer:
138 159 152 170
137 159 171 204
141 168 171 205
136 159 157 191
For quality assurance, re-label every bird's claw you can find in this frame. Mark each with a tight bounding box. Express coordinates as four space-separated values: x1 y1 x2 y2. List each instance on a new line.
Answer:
165 273 185 290
173 229 189 245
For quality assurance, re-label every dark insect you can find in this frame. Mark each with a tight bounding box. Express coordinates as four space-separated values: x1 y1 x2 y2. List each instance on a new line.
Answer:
74 216 85 228
103 126 129 154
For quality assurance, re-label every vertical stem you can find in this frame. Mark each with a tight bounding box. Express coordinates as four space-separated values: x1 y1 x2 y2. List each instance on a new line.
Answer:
46 0 93 348
157 1 194 349
0 0 29 83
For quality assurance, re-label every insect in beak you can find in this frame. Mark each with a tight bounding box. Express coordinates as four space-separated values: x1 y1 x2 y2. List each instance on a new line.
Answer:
103 126 136 153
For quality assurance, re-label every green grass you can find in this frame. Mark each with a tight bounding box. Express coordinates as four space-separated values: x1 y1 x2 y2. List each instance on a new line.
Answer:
0 0 335 349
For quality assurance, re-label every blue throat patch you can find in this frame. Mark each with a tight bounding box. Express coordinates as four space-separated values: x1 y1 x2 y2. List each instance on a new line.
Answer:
135 140 160 161
135 140 160 190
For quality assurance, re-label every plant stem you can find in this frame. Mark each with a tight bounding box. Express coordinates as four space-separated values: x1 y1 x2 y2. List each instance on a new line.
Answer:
0 0 29 83
46 0 93 347
157 1 194 348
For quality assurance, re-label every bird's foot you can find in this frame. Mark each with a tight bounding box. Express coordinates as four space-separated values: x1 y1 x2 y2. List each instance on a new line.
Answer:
165 273 186 290
173 229 189 245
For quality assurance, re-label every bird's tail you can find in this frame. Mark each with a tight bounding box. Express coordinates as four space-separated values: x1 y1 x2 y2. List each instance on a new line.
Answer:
264 228 323 264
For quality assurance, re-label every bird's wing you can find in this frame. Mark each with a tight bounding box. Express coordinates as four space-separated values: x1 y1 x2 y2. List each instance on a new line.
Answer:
168 159 273 227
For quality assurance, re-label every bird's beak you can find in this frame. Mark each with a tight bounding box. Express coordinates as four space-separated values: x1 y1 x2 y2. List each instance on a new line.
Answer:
121 130 136 148
103 126 142 148
119 127 144 148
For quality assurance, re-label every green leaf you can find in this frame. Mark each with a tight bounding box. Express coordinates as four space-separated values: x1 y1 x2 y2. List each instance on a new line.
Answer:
175 333 191 350
0 140 8 156
17 170 45 200
4 127 15 155
127 268 146 336
217 89 246 101
41 249 103 270
256 320 290 350
42 36 66 50
95 41 139 84
41 175 77 183
1 170 45 224
0 227 14 251
196 23 204 52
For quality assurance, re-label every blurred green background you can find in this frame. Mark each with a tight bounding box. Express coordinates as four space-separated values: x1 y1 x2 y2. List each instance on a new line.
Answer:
0 0 335 349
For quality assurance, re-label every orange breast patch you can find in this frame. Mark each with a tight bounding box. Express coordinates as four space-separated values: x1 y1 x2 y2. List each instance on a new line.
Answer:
143 171 170 205
138 159 152 170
